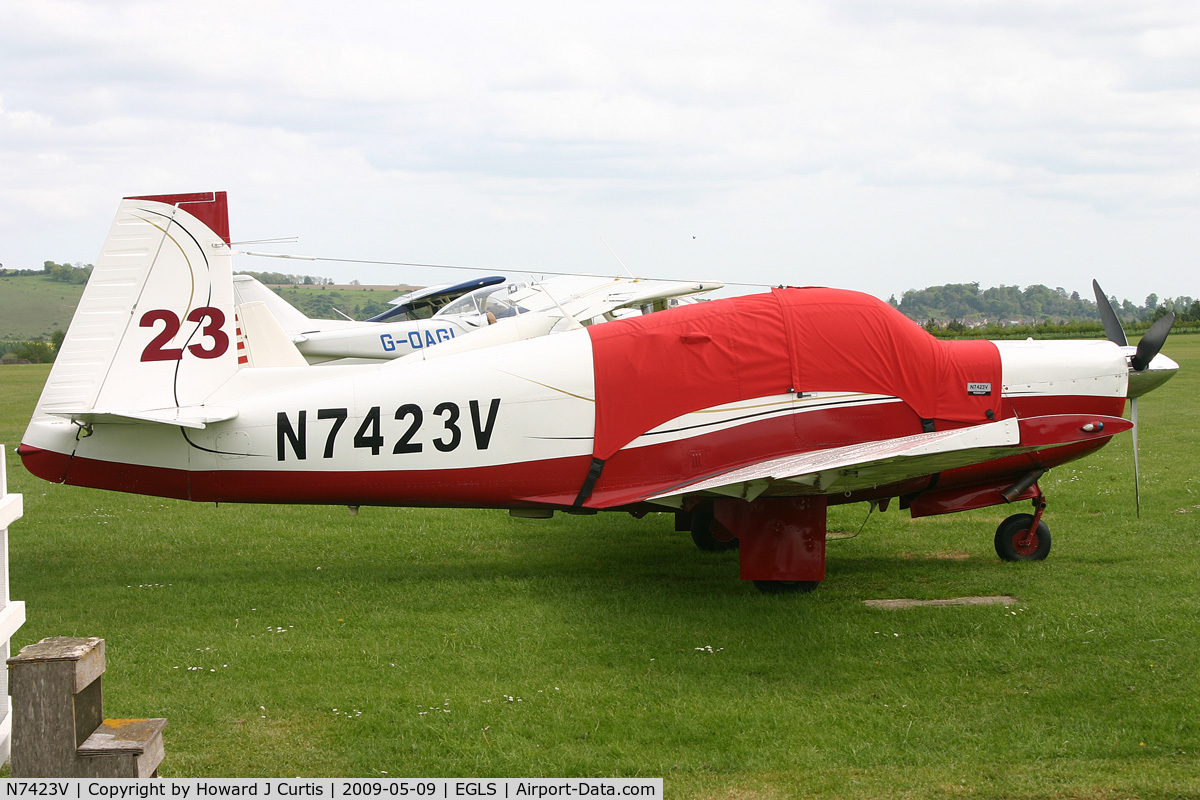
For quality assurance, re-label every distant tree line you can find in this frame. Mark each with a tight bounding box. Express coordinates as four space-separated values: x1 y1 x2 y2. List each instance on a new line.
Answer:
0 261 94 283
239 271 334 286
0 330 65 364
890 282 1200 330
0 265 334 287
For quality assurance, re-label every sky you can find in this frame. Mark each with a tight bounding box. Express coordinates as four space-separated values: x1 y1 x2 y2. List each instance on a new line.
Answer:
1 0 1197 306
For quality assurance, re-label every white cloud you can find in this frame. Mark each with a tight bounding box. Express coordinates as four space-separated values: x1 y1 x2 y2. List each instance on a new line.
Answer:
0 0 1197 304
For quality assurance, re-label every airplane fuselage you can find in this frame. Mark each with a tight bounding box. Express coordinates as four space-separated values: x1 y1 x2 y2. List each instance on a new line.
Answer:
21 330 1128 512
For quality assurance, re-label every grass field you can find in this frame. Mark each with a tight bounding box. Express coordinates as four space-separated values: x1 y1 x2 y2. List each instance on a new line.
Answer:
1 338 1198 796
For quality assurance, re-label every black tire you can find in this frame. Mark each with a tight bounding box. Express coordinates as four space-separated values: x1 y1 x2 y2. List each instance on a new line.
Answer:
994 513 1051 561
753 580 821 594
690 505 739 551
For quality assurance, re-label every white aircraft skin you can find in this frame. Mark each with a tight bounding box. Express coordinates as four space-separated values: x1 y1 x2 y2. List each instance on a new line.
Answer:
233 271 725 365
18 193 1180 592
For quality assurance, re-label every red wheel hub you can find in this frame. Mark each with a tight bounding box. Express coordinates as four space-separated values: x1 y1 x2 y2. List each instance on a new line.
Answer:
1012 529 1040 556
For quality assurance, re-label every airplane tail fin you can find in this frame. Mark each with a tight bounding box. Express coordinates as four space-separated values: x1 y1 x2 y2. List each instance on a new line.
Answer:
231 274 318 336
233 301 309 368
30 192 240 423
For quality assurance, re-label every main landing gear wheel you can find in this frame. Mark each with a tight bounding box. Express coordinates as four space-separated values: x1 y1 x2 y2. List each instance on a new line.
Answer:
753 580 821 594
690 505 739 552
995 513 1052 562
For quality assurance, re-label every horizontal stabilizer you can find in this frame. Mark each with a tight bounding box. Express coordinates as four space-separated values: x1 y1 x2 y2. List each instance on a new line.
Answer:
49 406 239 430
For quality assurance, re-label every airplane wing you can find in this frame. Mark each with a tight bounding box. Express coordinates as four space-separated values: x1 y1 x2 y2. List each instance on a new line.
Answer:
397 276 725 362
637 418 1023 507
592 413 1132 509
560 278 724 322
507 276 723 325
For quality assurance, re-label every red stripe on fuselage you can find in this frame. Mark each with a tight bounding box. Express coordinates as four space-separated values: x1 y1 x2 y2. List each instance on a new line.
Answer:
19 443 596 507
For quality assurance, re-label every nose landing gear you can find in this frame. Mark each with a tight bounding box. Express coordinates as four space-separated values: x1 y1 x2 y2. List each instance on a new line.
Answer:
995 491 1051 561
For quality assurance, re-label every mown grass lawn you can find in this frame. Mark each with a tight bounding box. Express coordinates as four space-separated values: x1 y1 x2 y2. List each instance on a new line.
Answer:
0 337 1198 798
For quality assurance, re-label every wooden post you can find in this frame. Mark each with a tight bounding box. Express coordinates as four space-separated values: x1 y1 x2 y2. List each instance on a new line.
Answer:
8 637 166 778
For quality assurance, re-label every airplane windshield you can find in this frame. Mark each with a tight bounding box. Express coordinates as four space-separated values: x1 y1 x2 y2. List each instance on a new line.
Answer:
397 304 435 321
438 286 528 319
438 293 481 317
483 293 524 319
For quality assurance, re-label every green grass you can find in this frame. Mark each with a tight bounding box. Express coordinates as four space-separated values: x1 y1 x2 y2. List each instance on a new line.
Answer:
1 338 1199 796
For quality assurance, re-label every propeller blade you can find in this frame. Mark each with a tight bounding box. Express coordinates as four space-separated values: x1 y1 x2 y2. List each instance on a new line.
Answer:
1131 312 1176 371
1092 279 1128 347
1132 396 1140 518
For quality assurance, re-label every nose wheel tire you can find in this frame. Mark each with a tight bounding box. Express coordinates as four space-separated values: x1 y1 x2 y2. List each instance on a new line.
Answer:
995 513 1051 561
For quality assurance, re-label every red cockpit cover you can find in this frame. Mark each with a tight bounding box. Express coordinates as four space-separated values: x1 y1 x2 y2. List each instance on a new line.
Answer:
587 287 1003 462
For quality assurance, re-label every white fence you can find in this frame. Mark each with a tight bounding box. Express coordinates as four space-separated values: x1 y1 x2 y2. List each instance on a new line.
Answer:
0 446 28 764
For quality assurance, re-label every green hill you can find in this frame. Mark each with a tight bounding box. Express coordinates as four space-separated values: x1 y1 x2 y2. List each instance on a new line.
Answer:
0 275 86 341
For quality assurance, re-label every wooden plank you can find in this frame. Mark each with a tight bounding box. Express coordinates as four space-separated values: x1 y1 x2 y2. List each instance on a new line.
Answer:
78 719 167 779
863 595 1021 610
8 658 79 776
77 718 168 755
8 637 105 694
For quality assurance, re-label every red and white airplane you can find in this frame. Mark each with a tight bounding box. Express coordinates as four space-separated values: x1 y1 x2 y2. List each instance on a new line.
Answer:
18 192 1180 592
